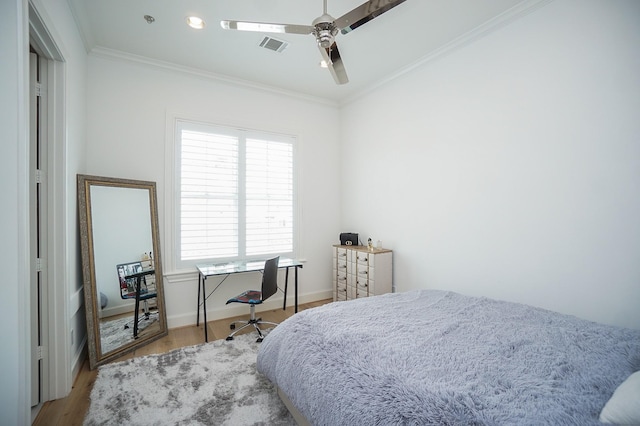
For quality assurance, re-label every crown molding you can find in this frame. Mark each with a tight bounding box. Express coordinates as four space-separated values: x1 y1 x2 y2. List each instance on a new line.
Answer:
89 47 339 108
342 0 554 106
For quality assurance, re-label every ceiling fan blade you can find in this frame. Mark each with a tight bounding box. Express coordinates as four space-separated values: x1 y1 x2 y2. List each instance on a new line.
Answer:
335 0 407 34
221 20 314 35
318 42 349 85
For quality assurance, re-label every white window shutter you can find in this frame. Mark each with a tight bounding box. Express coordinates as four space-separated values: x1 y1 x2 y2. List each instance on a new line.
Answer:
180 129 239 260
177 121 295 266
246 138 293 256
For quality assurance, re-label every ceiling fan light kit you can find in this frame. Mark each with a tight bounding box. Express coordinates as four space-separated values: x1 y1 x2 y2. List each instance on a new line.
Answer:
220 0 407 85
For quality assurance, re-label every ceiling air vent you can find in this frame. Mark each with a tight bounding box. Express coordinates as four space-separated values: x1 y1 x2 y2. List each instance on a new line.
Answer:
259 36 288 53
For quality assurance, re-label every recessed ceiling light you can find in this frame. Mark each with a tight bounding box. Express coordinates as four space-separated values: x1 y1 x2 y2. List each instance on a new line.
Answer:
186 16 205 30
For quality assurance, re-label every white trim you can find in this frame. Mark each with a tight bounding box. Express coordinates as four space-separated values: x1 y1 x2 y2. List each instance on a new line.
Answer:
71 339 87 382
90 47 338 108
17 0 31 423
47 57 71 399
342 0 553 105
69 286 83 314
28 2 63 62
164 113 177 272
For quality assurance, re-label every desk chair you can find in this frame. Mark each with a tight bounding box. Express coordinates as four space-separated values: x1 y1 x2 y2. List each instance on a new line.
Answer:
116 261 157 336
226 256 280 343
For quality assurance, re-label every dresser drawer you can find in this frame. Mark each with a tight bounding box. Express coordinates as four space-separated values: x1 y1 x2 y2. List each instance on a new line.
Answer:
335 247 349 260
356 267 369 280
335 276 347 294
367 278 377 295
355 251 370 265
334 289 347 301
355 278 369 295
347 284 367 299
347 273 356 287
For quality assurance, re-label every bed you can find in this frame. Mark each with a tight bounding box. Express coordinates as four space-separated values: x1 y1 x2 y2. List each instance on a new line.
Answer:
257 290 640 425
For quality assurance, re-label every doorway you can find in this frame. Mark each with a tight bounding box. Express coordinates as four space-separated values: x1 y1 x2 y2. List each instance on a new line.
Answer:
29 47 50 413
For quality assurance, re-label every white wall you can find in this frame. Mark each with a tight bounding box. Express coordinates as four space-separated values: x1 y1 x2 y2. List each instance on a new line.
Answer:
1 0 87 421
340 0 640 329
85 54 341 327
1 0 30 423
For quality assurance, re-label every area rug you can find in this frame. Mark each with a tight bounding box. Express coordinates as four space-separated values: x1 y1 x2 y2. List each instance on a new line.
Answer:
84 331 295 426
99 314 158 354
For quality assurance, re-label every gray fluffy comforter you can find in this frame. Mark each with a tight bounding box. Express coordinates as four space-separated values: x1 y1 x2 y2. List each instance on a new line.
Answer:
257 290 640 425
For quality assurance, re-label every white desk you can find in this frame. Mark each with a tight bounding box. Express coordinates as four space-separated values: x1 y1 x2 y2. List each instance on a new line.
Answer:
196 258 303 342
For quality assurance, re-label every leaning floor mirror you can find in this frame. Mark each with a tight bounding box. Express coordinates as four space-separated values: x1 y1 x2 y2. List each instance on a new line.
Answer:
78 174 168 369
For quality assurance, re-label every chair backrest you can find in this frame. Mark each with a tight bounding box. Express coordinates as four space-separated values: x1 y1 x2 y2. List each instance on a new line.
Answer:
261 256 280 301
116 261 144 299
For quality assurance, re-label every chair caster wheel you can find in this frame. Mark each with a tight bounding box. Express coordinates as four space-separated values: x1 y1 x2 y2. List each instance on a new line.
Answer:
226 336 234 341
257 338 263 343
230 324 235 330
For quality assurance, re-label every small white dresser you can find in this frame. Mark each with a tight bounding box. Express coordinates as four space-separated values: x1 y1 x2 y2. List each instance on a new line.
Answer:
332 245 393 301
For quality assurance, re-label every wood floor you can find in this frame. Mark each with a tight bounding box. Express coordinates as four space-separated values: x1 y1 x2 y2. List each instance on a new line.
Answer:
33 299 331 426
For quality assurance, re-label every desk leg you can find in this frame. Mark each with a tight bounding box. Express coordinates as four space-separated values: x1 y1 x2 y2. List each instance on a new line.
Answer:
202 276 208 342
295 266 299 313
134 277 141 338
197 274 202 326
283 267 289 310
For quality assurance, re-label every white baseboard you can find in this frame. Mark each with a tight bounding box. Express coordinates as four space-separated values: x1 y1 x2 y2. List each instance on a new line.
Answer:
166 290 332 329
71 336 87 381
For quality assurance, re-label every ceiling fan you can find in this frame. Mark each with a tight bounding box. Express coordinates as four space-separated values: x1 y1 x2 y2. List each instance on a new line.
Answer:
220 0 407 85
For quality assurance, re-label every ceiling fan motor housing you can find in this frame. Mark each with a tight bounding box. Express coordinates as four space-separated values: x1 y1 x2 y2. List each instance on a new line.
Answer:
312 15 338 48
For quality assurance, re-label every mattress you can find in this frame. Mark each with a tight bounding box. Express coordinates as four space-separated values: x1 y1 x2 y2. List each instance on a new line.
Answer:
257 290 640 425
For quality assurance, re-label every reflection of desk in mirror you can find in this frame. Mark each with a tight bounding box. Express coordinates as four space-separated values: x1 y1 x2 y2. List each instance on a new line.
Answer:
122 268 156 339
196 258 303 342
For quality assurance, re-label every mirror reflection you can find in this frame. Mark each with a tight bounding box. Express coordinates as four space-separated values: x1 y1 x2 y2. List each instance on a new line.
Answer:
78 175 167 369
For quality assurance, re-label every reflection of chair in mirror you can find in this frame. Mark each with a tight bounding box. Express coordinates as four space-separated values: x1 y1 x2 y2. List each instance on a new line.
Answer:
225 256 280 343
116 261 158 338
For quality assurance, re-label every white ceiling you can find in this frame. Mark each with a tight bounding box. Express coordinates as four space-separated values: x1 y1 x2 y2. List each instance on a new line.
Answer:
67 0 546 103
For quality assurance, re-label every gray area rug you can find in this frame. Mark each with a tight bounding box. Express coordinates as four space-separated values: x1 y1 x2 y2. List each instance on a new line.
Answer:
84 331 295 426
99 314 158 354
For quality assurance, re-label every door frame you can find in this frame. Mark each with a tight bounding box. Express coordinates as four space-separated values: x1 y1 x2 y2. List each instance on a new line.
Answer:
29 0 71 410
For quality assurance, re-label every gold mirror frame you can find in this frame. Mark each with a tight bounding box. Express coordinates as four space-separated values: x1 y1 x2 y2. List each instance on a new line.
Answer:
78 174 168 369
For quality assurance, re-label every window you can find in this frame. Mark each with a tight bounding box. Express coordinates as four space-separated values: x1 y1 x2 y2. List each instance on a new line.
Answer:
176 120 296 268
